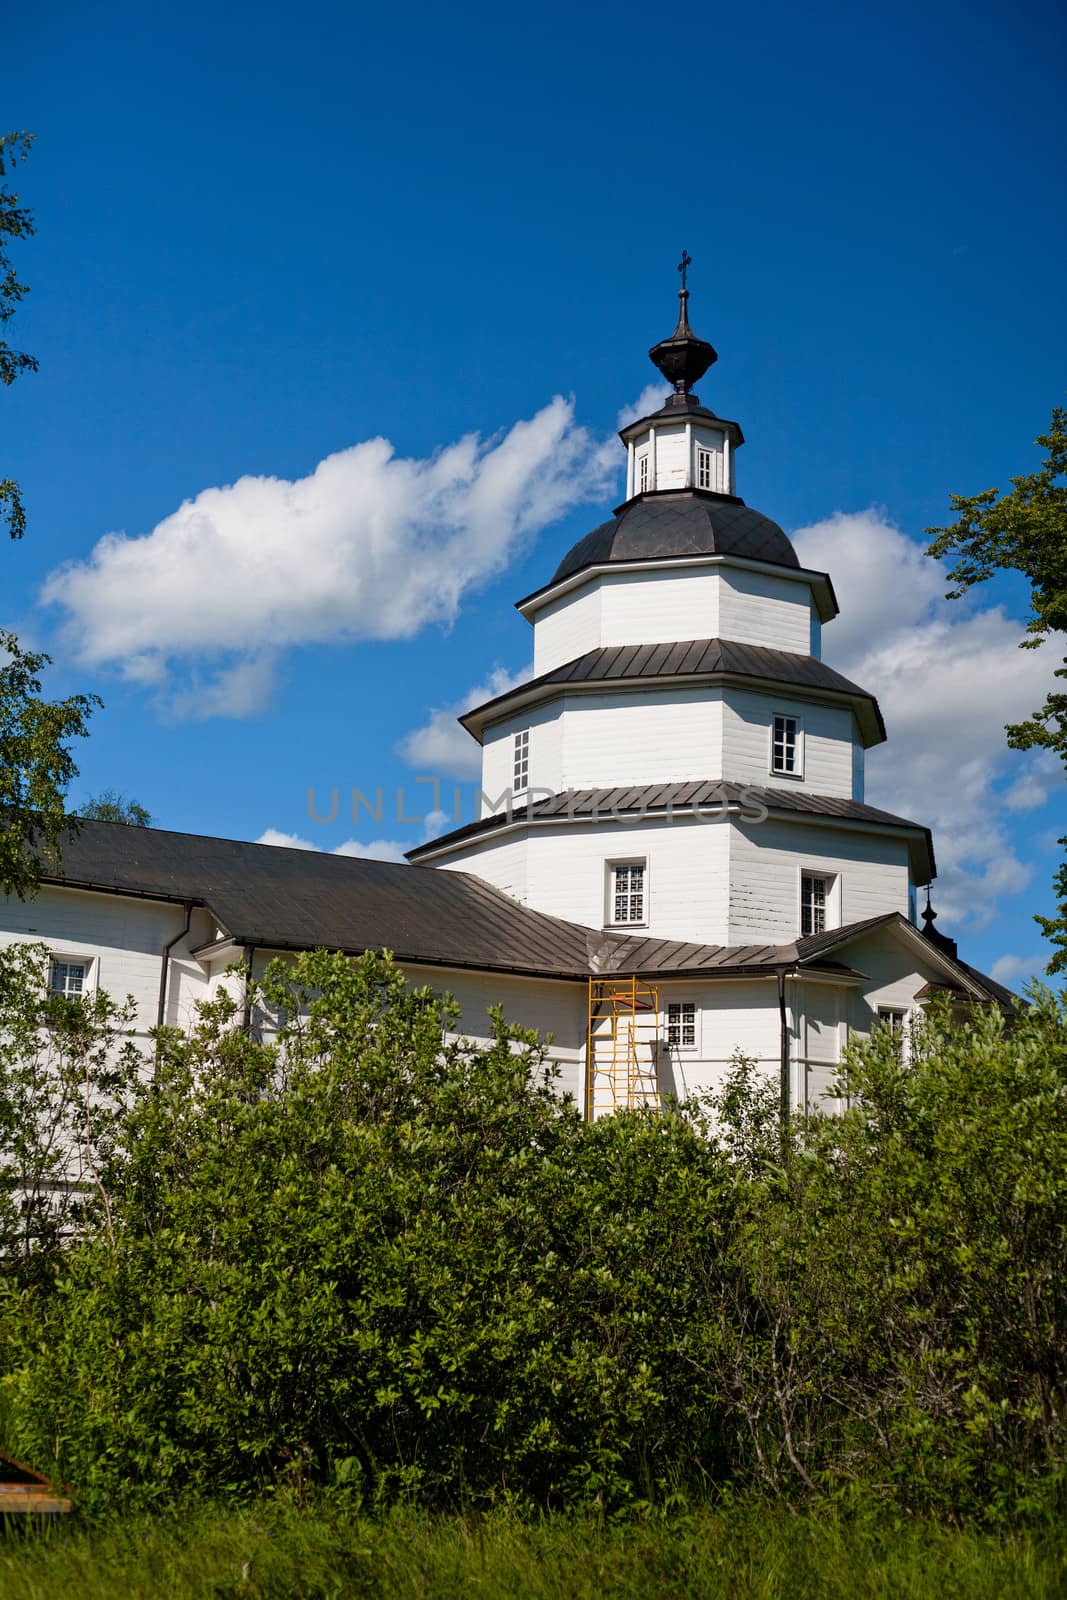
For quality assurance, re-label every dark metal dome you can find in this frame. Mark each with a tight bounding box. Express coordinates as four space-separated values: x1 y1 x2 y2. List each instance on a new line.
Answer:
549 490 800 586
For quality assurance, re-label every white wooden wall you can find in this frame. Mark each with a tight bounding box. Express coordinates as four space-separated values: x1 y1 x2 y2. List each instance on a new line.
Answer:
530 563 818 675
727 819 911 946
0 885 215 1046
721 689 857 796
480 683 860 804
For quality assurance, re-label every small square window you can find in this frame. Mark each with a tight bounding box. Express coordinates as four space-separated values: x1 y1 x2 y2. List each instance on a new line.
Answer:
609 862 645 926
513 729 529 794
666 1001 697 1050
771 714 799 775
49 959 87 999
801 874 829 937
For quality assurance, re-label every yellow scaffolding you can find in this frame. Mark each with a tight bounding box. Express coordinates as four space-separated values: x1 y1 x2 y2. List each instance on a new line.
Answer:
586 976 661 1119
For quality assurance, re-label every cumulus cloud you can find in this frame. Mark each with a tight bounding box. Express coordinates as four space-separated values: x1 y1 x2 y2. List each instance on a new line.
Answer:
397 663 534 778
793 510 1061 930
42 398 619 716
255 828 408 864
990 952 1049 991
617 383 669 429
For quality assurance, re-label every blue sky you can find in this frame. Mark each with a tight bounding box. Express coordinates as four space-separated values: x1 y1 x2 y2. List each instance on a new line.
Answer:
5 0 1066 987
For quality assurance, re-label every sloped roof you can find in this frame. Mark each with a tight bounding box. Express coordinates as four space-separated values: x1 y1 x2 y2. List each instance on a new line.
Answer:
460 638 885 746
29 821 1009 1002
408 781 936 882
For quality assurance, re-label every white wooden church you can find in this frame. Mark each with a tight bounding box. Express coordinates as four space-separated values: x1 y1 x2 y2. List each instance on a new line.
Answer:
0 273 1012 1118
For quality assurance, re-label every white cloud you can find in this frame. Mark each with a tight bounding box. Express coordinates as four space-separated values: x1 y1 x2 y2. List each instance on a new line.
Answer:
397 662 534 779
617 383 668 429
793 510 1061 931
990 952 1049 990
42 398 619 716
255 828 409 864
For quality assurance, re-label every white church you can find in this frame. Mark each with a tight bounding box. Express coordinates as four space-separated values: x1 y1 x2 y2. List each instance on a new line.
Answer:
1 272 1013 1118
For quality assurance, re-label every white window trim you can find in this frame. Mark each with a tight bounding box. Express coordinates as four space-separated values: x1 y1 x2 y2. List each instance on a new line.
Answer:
664 998 700 1054
637 452 651 494
769 712 804 780
605 858 648 929
513 728 530 795
46 952 98 1001
798 868 840 938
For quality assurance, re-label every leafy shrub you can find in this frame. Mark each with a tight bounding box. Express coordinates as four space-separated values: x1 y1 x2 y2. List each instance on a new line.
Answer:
0 946 1063 1522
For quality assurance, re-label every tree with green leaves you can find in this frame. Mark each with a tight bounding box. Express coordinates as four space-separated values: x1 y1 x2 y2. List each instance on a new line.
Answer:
78 789 153 827
927 407 1067 973
1 132 98 896
1 132 37 543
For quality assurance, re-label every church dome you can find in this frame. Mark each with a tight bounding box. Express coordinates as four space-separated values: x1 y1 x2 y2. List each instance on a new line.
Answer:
549 489 801 586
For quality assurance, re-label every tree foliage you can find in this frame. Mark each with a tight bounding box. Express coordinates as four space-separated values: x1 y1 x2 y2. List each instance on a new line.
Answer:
0 132 37 543
0 948 1063 1523
1 632 99 897
78 789 153 827
1 133 99 892
926 408 1067 970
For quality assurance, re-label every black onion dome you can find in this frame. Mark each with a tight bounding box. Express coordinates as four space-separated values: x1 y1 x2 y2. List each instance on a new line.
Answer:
549 490 800 586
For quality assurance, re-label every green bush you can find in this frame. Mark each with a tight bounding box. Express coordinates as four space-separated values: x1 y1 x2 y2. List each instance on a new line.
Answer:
0 946 1063 1522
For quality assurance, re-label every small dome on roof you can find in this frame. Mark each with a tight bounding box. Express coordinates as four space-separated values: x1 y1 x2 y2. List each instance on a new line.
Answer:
549 490 800 587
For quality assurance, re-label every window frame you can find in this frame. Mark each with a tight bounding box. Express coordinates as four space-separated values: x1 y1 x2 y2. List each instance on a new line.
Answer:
770 712 803 779
513 728 530 795
696 446 716 491
800 870 835 938
637 452 651 494
665 998 699 1053
606 858 648 928
47 954 96 1002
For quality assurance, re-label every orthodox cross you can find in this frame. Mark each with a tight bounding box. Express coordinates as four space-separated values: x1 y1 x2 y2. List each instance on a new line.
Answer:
677 249 692 291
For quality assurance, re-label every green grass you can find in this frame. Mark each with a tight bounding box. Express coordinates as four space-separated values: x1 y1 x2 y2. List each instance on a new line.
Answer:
0 1502 1061 1600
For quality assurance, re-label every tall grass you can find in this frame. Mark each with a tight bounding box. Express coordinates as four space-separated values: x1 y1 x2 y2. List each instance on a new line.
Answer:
0 1502 1061 1600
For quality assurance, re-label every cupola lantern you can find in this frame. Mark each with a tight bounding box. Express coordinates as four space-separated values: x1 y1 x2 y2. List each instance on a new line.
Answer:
620 253 744 501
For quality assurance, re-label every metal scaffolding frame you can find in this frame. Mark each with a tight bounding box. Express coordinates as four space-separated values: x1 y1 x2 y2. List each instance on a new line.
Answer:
586 975 661 1119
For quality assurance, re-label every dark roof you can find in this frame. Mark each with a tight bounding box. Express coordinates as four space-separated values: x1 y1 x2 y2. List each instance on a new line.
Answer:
35 818 846 984
39 820 600 981
408 782 936 882
792 912 1017 1010
460 638 885 746
32 821 1008 1001
543 489 800 588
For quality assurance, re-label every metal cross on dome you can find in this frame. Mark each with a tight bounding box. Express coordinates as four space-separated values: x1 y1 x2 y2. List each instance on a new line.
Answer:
677 249 692 291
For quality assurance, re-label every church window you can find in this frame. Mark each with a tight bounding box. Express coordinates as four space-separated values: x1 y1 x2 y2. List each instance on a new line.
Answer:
696 447 715 490
638 452 650 493
609 861 645 925
666 1000 697 1050
513 729 529 794
771 714 799 775
801 874 828 937
49 959 87 998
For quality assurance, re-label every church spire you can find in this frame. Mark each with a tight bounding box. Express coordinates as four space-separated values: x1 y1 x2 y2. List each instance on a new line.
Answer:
648 250 718 402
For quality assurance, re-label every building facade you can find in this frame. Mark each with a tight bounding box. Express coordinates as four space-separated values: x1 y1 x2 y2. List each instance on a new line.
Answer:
0 279 1012 1118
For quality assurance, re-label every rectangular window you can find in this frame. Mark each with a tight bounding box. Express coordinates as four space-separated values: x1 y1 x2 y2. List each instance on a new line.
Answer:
638 453 650 493
610 862 645 925
877 1007 907 1033
513 729 529 794
49 959 87 998
696 447 715 490
666 1000 697 1050
801 874 828 937
771 713 799 775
